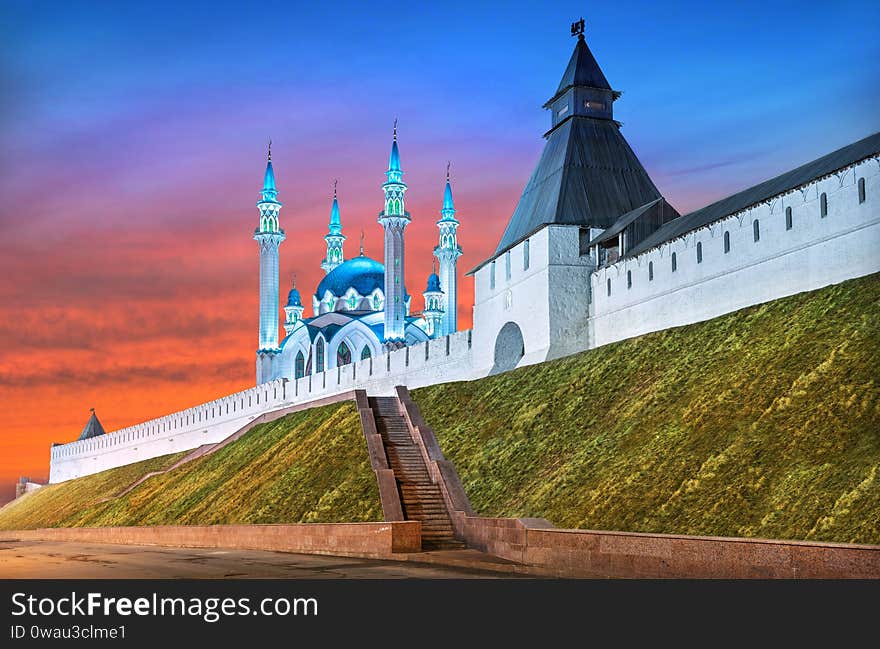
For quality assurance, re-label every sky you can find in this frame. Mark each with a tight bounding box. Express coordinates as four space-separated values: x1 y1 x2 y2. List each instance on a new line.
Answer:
0 0 877 503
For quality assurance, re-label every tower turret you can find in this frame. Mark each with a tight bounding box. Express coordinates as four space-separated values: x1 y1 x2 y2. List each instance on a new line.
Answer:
377 120 411 346
321 180 346 274
422 263 444 339
254 141 285 383
433 163 462 336
283 274 304 336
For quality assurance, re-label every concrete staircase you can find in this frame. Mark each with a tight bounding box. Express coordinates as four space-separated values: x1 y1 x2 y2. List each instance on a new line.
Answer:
369 396 464 551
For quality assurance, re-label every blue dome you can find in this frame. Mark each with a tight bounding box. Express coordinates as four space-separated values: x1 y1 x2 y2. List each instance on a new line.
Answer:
315 256 385 299
286 286 302 307
425 272 442 293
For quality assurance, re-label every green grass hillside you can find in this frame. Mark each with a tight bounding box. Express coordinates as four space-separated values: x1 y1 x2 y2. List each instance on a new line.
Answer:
414 274 880 545
0 401 381 529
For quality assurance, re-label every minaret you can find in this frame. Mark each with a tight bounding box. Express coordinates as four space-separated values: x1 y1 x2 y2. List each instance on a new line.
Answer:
321 180 346 274
254 141 285 365
433 163 462 336
283 274 304 336
422 262 445 339
377 120 410 346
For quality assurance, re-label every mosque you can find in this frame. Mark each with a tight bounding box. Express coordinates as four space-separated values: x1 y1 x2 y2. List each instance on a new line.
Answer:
253 125 462 384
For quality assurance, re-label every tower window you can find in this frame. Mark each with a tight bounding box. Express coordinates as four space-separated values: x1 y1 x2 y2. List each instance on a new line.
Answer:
627 270 632 289
505 251 511 280
820 192 827 217
723 231 730 254
648 261 654 281
361 346 371 361
607 278 611 296
671 252 677 272
785 207 793 230
696 241 703 264
523 240 530 270
490 261 496 290
753 219 760 242
858 177 866 203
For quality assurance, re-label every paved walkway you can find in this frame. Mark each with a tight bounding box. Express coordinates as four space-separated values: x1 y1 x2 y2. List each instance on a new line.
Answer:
0 539 531 579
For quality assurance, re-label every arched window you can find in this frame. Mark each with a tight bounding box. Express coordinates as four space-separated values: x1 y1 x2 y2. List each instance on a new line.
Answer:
337 342 351 367
361 346 371 360
753 219 760 242
858 177 866 204
723 231 731 253
315 339 325 372
648 261 654 281
627 270 632 289
607 278 611 296
295 351 305 379
696 241 703 263
785 207 793 230
820 192 827 217
373 293 381 310
671 252 677 272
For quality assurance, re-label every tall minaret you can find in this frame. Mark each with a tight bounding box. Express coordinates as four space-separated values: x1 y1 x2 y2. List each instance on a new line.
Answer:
377 120 410 346
433 163 462 336
254 141 285 360
321 180 346 274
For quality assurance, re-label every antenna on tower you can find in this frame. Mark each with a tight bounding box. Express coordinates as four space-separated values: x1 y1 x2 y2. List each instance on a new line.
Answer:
393 118 398 141
446 161 451 182
292 272 297 288
333 178 338 198
267 138 272 161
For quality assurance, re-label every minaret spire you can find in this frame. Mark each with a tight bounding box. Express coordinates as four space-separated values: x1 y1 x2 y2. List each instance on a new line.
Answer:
321 179 346 274
422 263 444 339
378 120 410 346
434 162 462 336
283 272 304 337
254 144 285 383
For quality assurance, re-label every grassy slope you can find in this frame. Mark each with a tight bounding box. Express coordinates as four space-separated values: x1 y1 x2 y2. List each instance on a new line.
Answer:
413 274 880 544
0 401 382 529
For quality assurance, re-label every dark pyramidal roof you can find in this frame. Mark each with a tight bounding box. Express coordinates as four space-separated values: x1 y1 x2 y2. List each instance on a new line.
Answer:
78 410 106 441
623 131 880 259
473 33 661 271
545 34 613 105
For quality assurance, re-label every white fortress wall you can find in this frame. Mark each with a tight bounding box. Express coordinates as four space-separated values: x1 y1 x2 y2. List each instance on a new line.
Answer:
590 156 880 348
49 330 475 483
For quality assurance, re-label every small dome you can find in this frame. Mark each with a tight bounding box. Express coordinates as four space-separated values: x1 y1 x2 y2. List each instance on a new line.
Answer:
315 256 386 300
286 286 302 307
425 272 442 293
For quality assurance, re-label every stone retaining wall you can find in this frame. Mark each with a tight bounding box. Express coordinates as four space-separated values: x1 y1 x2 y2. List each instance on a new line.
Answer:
454 516 880 578
7 522 422 558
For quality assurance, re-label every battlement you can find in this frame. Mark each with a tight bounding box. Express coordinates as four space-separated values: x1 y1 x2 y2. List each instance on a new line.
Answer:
48 330 476 483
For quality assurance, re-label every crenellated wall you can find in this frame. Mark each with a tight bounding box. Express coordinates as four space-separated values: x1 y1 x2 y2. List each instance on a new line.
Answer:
590 156 880 348
48 330 476 484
